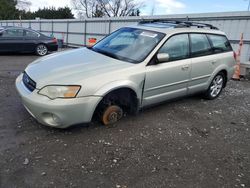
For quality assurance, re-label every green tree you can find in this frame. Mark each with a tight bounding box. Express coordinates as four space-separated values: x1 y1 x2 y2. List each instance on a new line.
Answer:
24 7 75 19
0 1 75 20
0 0 19 20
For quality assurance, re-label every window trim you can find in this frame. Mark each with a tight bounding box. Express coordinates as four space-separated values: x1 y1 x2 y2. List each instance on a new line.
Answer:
148 32 233 66
189 33 213 58
1 28 24 38
159 33 190 63
206 33 233 54
148 33 191 66
24 29 41 38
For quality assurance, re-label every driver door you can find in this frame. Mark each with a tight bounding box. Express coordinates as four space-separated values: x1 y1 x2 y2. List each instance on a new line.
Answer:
0 28 24 52
143 34 191 107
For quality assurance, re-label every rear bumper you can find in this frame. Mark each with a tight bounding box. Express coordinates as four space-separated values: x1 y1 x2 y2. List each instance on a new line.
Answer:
47 44 58 52
228 65 236 80
15 74 102 128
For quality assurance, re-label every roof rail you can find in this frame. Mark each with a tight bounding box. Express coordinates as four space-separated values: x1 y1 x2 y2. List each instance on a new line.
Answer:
138 19 219 30
183 21 218 30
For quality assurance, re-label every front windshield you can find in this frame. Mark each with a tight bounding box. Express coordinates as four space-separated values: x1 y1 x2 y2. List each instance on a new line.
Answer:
92 27 165 64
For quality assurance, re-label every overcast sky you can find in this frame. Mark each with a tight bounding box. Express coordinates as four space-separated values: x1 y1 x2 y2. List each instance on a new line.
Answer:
28 0 250 16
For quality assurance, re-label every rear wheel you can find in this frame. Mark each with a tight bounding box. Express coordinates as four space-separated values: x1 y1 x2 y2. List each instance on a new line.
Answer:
204 72 225 100
36 44 48 56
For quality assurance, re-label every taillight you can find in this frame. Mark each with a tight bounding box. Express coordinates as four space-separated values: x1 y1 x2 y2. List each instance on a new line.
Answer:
233 51 237 61
52 38 58 43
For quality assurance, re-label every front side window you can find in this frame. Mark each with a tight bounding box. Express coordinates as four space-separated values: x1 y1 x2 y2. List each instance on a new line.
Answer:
190 34 212 57
158 34 189 62
92 27 165 63
25 30 39 38
207 34 232 53
2 29 24 37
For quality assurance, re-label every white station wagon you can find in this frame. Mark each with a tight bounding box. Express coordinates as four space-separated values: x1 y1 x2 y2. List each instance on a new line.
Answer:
16 20 236 128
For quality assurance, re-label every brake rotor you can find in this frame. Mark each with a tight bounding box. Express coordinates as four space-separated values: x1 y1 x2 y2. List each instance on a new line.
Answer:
102 105 123 125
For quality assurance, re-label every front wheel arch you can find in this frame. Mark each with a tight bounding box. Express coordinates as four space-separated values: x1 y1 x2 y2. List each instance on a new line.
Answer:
93 87 139 125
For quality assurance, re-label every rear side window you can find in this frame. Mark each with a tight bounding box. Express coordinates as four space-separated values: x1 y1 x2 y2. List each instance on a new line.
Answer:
159 34 189 62
190 34 212 57
207 34 232 53
25 30 39 38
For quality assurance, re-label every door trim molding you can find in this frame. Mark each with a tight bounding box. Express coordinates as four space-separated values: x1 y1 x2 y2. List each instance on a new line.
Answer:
145 79 189 92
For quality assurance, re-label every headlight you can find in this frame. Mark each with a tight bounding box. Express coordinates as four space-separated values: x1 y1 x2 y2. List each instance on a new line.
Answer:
38 85 81 99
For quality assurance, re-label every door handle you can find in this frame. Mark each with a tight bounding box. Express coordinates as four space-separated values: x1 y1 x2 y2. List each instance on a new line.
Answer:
181 65 189 71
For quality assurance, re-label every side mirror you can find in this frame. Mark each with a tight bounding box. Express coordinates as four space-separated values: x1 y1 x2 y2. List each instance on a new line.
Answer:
157 53 170 63
0 32 2 36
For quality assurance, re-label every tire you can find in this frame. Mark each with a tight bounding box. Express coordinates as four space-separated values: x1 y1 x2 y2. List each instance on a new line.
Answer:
35 44 48 56
204 72 226 100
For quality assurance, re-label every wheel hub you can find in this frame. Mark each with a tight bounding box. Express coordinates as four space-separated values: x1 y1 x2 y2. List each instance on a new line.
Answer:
37 45 47 55
102 105 123 125
210 75 223 97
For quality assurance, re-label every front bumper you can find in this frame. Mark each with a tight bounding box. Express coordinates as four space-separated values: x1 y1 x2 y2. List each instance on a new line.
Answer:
15 74 102 128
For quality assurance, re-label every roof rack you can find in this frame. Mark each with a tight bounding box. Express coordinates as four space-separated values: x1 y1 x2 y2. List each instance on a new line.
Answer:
138 19 219 30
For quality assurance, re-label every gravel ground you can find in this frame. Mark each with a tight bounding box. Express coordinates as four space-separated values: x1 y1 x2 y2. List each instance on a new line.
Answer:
0 53 250 188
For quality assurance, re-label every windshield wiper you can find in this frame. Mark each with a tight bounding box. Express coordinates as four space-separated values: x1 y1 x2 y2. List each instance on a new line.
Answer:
91 48 120 60
88 47 137 64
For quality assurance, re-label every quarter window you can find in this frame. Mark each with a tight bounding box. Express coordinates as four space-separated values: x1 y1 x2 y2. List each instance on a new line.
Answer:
190 34 212 57
25 30 39 38
208 34 232 53
159 34 189 62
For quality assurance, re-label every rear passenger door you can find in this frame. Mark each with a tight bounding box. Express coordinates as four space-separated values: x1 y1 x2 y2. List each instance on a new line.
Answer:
23 29 40 52
188 33 214 94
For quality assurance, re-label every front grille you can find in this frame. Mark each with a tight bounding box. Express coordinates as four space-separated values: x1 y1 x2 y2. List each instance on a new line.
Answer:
22 72 36 92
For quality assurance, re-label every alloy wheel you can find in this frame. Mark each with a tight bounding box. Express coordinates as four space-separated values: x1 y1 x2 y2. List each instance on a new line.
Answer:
36 44 48 56
210 75 224 98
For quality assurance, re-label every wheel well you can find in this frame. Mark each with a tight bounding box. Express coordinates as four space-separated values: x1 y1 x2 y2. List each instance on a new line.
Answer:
218 70 228 87
93 88 139 120
36 43 47 48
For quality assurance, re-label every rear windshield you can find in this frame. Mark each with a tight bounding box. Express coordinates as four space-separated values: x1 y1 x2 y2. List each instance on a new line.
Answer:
207 34 232 53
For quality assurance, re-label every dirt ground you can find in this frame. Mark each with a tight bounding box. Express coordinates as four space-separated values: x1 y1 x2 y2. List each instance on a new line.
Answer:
0 53 250 188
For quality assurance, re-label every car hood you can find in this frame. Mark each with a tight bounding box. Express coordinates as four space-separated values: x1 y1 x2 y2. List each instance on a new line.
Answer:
25 48 133 89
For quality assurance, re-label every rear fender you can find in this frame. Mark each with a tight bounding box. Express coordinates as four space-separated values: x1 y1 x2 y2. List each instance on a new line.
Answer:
206 64 229 89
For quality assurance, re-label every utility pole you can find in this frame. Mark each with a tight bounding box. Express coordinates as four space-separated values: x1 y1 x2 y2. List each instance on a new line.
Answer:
248 0 250 11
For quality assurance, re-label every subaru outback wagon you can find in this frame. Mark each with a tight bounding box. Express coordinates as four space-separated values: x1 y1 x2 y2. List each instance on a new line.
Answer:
16 20 236 128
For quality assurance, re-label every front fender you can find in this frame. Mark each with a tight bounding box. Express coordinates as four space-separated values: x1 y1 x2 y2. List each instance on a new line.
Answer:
94 80 144 101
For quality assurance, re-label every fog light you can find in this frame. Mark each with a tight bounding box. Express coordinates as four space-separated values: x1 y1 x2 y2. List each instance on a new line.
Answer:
42 113 61 126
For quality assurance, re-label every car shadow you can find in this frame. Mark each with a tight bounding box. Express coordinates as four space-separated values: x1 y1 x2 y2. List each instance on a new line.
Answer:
0 52 37 56
0 52 55 56
37 93 205 133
